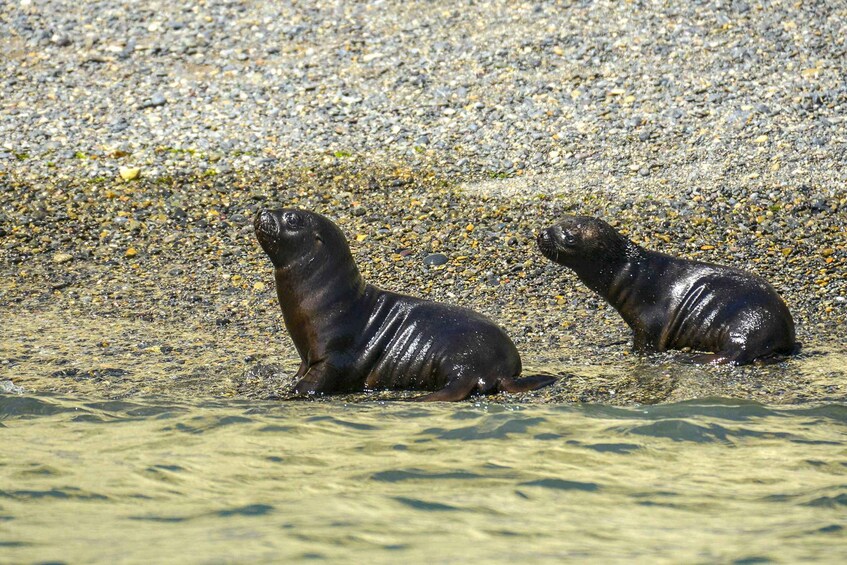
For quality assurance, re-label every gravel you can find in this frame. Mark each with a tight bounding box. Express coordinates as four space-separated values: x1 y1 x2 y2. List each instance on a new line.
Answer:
0 1 845 403
1 1 845 182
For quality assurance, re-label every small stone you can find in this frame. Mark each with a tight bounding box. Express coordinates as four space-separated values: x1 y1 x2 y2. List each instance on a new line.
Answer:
423 253 448 266
125 248 138 257
754 135 769 144
811 199 828 213
139 93 167 109
110 118 129 133
119 166 140 181
253 282 266 291
51 34 71 47
53 253 73 264
0 380 24 394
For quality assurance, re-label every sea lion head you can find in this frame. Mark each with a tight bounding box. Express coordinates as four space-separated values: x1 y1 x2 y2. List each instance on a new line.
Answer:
537 215 629 267
254 208 351 270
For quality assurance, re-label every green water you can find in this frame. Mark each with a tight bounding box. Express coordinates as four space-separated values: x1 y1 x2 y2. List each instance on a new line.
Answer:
2 396 846 563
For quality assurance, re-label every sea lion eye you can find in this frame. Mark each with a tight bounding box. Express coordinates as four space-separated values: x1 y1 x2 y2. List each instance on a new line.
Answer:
564 232 577 246
283 212 302 229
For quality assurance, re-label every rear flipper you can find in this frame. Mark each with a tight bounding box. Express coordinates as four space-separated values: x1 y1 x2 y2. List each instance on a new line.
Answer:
497 374 557 393
690 343 800 366
412 377 478 402
689 352 737 365
412 373 557 402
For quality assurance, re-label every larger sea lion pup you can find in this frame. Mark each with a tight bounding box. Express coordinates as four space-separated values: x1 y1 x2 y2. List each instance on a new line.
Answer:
537 215 798 365
254 208 556 401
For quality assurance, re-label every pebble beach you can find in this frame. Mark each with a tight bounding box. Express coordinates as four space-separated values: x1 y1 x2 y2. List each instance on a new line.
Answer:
1 0 845 403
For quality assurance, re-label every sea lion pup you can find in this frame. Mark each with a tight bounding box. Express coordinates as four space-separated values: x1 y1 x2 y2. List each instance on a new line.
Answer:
537 215 798 365
254 208 556 401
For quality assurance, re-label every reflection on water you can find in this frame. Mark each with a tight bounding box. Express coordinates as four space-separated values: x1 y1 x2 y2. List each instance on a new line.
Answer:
3 396 846 563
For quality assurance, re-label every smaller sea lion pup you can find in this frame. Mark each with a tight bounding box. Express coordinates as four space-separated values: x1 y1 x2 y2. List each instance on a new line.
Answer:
537 215 798 365
254 208 556 401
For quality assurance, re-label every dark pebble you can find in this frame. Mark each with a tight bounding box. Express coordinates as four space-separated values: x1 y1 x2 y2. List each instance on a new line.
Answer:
423 253 448 266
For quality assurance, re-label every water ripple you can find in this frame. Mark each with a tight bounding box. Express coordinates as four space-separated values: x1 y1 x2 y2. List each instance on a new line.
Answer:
393 497 461 512
518 479 600 492
216 504 275 517
621 420 794 444
0 396 73 419
370 469 483 482
420 416 546 441
0 487 107 501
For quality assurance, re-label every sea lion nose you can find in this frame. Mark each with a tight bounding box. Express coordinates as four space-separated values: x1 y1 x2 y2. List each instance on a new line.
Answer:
254 209 277 235
537 230 551 244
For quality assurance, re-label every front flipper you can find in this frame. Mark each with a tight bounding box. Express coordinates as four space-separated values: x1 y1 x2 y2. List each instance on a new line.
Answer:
293 362 343 396
497 374 557 393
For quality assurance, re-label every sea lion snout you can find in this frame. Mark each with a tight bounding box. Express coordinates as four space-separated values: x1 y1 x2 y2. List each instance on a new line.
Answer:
254 209 284 263
254 209 279 239
537 225 571 263
536 228 556 257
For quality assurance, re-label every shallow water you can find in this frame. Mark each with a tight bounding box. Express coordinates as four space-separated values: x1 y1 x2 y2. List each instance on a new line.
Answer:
4 307 847 405
3 395 846 563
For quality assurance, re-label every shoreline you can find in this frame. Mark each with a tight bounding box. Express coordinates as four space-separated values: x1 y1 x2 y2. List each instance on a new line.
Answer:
1 164 844 404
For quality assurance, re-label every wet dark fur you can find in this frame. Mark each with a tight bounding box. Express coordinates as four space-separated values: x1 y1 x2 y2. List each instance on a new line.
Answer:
255 208 556 401
537 215 798 365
